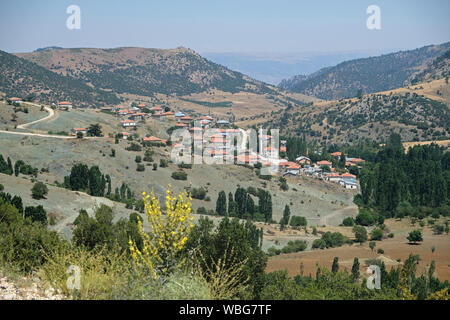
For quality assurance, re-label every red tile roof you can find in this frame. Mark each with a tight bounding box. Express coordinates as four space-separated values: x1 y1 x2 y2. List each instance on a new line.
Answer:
331 152 342 157
143 136 162 142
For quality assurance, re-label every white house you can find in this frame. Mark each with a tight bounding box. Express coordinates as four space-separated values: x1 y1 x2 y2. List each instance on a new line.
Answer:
9 97 23 104
58 101 73 110
120 119 137 127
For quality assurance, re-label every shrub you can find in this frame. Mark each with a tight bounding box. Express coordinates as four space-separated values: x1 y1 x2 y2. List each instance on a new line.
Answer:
129 189 194 279
178 162 192 169
289 216 307 227
136 164 145 172
342 217 355 226
24 205 47 224
407 230 423 244
190 187 207 200
353 225 368 243
433 225 444 235
280 240 307 254
355 209 376 226
0 199 66 273
197 207 207 215
312 239 326 249
371 228 383 241
267 247 281 256
31 182 48 199
126 143 142 152
159 159 169 168
171 171 187 180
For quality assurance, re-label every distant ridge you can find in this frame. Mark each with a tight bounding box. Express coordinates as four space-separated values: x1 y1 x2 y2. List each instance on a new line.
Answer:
34 46 64 52
279 42 450 100
17 47 278 97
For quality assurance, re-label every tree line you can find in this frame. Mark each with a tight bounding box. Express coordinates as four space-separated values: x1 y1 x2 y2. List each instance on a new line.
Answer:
358 133 450 219
215 187 273 222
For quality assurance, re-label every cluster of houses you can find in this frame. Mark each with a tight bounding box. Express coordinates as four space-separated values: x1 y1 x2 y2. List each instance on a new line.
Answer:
7 97 76 111
39 98 362 191
113 102 234 147
279 151 364 189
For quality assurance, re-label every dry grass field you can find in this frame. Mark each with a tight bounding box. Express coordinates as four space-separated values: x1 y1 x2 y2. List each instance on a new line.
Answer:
267 217 450 281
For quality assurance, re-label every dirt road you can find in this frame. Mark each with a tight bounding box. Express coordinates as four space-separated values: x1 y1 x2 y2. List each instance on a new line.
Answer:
17 103 59 129
0 102 75 139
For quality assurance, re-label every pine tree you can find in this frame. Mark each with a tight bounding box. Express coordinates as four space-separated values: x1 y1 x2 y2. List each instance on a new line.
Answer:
351 258 360 281
280 205 291 226
106 174 111 196
228 192 236 217
216 191 227 216
7 157 13 175
332 257 339 273
88 166 105 197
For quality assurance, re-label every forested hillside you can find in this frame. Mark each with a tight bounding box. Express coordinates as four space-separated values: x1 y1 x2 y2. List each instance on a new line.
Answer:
259 91 450 144
279 42 450 100
0 50 120 107
17 47 277 97
409 49 450 84
358 134 450 215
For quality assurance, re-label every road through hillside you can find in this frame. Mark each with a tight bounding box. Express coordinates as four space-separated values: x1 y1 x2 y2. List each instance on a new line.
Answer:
0 102 76 139
17 102 58 129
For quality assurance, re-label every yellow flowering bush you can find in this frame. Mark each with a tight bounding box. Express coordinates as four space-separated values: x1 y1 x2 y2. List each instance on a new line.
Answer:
129 187 194 279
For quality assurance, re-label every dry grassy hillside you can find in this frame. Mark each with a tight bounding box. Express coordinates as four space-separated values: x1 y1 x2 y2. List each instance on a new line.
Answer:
239 78 450 144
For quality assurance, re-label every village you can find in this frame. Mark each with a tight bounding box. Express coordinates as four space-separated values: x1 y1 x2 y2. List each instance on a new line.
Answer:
6 97 364 190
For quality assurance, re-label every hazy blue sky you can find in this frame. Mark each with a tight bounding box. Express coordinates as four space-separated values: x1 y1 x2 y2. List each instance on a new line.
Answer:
0 0 449 54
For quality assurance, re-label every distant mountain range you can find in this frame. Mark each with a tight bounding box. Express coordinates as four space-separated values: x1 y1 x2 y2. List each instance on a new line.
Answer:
15 47 277 99
279 42 450 100
204 50 392 85
409 49 450 84
0 46 299 107
0 50 120 107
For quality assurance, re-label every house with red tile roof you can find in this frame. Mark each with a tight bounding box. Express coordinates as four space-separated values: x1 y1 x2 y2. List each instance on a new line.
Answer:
317 160 332 168
121 132 131 140
341 173 357 179
330 151 342 158
142 136 166 145
180 116 193 124
118 109 131 116
129 113 147 121
9 97 22 104
70 128 86 136
120 119 137 127
324 172 340 182
58 101 73 110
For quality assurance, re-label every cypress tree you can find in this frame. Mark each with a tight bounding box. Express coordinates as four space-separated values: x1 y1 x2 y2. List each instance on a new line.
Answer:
216 191 227 216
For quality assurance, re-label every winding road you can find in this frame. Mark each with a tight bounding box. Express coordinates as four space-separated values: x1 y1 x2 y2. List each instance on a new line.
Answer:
0 102 76 139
